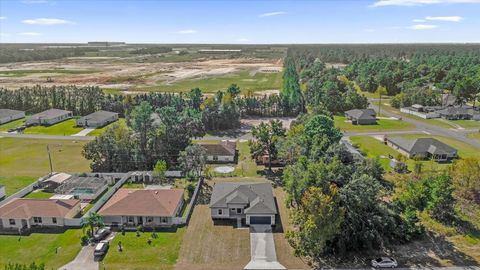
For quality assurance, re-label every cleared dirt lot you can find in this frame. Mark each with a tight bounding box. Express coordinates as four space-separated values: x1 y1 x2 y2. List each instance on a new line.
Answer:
175 177 310 270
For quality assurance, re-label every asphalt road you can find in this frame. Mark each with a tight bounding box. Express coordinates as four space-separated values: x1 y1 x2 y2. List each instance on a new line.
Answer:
0 132 95 141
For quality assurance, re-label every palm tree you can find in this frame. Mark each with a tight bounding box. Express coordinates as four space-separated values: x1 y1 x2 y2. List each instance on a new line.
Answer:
81 212 104 238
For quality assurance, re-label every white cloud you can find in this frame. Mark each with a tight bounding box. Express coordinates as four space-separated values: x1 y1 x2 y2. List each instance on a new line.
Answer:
175 29 197 34
19 32 42 36
372 0 480 7
425 15 463 21
22 18 75 25
409 24 438 29
413 19 427 22
259 11 286 17
0 16 6 20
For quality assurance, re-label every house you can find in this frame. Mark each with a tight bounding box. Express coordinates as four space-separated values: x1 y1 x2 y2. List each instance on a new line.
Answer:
0 109 25 125
340 138 365 162
54 176 108 201
0 198 81 229
209 182 278 226
400 105 441 119
98 188 184 227
199 141 237 163
40 173 72 192
76 110 119 128
344 109 377 125
25 108 72 126
0 185 5 200
386 137 457 162
437 106 474 120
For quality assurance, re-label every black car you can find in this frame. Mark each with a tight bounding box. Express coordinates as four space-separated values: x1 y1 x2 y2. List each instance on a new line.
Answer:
93 227 111 241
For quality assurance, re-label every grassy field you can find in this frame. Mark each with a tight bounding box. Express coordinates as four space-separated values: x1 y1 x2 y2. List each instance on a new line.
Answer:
138 70 282 93
0 137 90 177
103 228 186 270
88 118 127 136
334 116 415 132
0 119 25 132
24 119 83 136
0 229 83 269
23 190 53 199
0 176 37 196
467 132 480 142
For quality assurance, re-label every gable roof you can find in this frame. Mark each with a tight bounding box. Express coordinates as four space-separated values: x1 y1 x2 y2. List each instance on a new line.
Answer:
388 137 457 155
437 106 472 116
345 109 376 120
209 182 277 215
199 141 236 156
0 198 80 219
98 188 184 217
0 109 24 119
78 110 118 122
28 108 72 120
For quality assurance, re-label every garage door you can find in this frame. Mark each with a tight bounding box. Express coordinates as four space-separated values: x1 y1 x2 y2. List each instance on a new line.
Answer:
250 216 271 224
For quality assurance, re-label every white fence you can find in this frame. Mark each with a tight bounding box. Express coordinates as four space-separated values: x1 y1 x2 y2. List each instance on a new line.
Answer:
0 181 39 207
400 108 440 119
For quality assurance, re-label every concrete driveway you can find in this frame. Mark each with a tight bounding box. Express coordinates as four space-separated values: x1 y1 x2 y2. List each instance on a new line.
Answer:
244 225 286 270
58 245 98 270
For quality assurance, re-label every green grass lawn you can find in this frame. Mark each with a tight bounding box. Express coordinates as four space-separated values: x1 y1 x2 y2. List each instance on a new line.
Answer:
0 176 37 196
23 190 53 199
88 118 127 136
103 228 186 270
24 119 83 136
334 115 415 132
0 229 83 269
467 132 480 142
137 70 282 93
0 119 25 132
0 137 90 195
450 120 480 129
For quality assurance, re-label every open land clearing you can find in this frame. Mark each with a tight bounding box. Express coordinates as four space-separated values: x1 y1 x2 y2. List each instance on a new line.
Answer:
0 57 283 94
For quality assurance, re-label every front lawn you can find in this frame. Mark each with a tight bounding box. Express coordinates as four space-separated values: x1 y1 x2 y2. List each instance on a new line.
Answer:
24 119 83 136
103 228 186 270
0 229 83 269
23 190 53 199
88 118 127 136
0 176 37 196
0 118 25 132
334 116 415 132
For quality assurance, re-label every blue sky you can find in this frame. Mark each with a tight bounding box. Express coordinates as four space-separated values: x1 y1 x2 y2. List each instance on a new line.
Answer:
1 0 480 43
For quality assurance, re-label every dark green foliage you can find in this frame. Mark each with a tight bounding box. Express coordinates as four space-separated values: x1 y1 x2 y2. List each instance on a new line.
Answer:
4 262 45 270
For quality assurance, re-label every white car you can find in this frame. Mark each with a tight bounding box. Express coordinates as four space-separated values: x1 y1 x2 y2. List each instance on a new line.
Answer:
371 257 398 268
94 240 109 256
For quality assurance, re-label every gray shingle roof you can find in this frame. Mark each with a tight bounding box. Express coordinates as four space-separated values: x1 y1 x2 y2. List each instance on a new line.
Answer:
388 137 457 155
199 141 236 156
345 109 376 120
437 106 472 116
29 108 72 120
78 110 118 122
209 182 277 215
0 109 24 119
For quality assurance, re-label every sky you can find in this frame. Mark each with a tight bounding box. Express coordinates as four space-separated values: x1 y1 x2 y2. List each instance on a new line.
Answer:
1 0 480 44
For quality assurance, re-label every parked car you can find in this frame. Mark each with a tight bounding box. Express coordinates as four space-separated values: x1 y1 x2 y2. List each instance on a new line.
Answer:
93 227 111 241
94 240 109 256
371 257 398 268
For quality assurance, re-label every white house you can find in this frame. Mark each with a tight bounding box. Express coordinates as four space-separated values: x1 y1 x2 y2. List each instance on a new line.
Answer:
26 109 72 126
76 110 119 128
199 141 237 163
0 109 25 125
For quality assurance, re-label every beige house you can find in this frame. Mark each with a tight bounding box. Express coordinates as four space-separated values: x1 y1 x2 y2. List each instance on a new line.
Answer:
98 188 184 227
0 198 81 229
26 108 72 126
199 141 237 163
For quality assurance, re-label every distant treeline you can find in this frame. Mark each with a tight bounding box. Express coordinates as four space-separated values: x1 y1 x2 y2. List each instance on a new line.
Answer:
0 47 99 63
130 46 172 54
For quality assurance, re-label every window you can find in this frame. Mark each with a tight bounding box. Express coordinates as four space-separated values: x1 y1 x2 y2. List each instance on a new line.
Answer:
128 216 134 223
237 208 242 214
9 219 15 225
160 217 168 224
146 217 153 223
52 217 57 224
33 217 42 223
213 156 219 161
218 209 223 215
230 208 235 211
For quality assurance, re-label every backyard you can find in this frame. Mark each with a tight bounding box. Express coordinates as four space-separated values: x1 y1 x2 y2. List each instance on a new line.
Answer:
103 228 186 270
334 115 415 132
0 229 83 269
0 118 25 132
24 119 83 136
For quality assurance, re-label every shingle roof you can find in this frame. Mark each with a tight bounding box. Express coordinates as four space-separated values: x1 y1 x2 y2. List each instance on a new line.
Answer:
437 106 472 116
0 109 24 119
345 109 376 120
199 141 236 156
98 188 184 217
388 137 457 155
28 108 72 120
78 110 118 122
209 182 277 215
0 198 80 219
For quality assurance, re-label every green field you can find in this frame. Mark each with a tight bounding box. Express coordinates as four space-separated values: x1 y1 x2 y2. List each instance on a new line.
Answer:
334 116 415 132
0 229 83 269
0 176 37 196
24 119 83 136
87 118 127 136
467 132 480 142
0 119 25 132
137 70 282 93
103 228 186 270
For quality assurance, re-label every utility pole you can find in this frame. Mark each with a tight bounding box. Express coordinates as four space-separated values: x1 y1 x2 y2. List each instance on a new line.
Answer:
47 145 53 174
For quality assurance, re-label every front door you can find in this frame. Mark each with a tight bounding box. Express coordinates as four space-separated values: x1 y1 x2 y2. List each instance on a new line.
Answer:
138 216 143 225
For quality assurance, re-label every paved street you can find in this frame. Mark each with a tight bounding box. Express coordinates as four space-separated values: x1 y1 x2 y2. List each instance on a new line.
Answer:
0 132 95 141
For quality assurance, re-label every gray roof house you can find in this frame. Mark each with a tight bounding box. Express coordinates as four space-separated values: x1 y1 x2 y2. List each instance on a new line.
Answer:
76 110 119 128
199 141 237 163
386 137 457 162
437 106 475 120
0 109 25 125
26 108 72 126
209 182 277 225
344 109 377 125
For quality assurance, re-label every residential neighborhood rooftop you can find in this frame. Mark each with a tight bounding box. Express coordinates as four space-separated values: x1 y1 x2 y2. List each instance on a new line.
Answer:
387 137 457 156
0 198 80 219
199 141 237 156
28 108 72 120
77 110 118 122
0 109 24 119
345 108 376 120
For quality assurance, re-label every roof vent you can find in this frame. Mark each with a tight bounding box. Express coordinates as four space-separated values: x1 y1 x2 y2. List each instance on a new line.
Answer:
155 191 158 194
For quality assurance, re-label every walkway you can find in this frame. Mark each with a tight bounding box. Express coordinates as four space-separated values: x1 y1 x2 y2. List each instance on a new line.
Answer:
58 245 98 270
72 128 95 136
244 225 286 270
